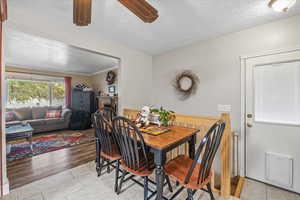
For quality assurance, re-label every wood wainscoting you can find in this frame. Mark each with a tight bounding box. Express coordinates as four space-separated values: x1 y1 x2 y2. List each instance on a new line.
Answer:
123 108 234 198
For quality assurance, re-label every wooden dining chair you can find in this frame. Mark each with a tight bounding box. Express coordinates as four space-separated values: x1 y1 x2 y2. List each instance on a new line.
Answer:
112 116 173 200
94 107 117 173
93 110 121 193
164 120 226 200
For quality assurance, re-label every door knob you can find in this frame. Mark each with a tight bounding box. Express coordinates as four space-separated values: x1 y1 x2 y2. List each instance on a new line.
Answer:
247 122 253 128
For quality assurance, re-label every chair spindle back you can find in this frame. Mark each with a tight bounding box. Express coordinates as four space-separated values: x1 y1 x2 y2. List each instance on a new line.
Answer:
184 120 226 185
112 116 151 171
93 110 117 156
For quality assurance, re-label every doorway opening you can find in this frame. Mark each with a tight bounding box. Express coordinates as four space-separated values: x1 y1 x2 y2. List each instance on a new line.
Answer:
3 28 121 190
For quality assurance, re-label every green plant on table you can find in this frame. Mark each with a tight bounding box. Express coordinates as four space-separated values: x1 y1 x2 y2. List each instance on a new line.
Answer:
151 107 175 126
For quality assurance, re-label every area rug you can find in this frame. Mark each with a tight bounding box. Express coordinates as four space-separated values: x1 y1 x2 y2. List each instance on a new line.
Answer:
6 129 95 161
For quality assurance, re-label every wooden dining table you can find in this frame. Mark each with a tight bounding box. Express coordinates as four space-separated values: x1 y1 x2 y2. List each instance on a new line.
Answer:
141 125 200 200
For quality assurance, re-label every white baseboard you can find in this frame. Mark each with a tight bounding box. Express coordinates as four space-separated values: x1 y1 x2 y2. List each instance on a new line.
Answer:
3 177 10 196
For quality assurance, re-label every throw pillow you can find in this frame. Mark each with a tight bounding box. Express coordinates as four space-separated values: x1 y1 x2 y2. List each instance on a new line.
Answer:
45 110 62 119
5 112 16 122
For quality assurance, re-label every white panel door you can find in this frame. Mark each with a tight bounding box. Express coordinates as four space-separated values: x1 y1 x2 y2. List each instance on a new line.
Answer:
245 50 300 193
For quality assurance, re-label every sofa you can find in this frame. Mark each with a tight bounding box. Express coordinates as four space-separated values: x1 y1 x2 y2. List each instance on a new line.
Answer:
6 106 72 134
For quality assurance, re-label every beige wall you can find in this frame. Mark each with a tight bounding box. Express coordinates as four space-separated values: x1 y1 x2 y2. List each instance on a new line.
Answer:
5 66 93 87
152 15 300 133
91 69 119 95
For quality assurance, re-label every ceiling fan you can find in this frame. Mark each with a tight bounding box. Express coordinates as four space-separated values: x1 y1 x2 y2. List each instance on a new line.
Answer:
73 0 159 26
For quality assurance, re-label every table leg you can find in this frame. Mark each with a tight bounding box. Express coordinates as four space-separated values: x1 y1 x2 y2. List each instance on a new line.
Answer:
188 134 196 159
154 150 166 200
95 138 101 175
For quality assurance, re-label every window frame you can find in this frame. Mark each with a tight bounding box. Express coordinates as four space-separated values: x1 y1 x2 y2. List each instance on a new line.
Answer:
5 74 65 108
253 61 300 126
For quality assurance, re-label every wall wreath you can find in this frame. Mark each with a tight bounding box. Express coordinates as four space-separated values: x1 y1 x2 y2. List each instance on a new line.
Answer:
173 70 199 100
106 70 116 85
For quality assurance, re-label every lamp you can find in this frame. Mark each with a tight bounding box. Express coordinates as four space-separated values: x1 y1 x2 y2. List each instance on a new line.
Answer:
73 0 92 26
268 0 297 12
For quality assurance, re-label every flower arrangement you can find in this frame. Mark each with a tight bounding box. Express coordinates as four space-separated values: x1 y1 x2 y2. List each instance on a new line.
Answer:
151 107 175 126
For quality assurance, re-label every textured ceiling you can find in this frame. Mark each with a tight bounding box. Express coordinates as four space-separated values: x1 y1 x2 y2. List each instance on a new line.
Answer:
5 29 119 75
7 0 300 55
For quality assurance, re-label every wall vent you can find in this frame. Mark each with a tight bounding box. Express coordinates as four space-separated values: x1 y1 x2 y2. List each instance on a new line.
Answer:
265 152 293 188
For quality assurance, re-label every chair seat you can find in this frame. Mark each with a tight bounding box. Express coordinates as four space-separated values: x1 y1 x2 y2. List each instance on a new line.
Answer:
165 155 212 190
101 151 121 161
101 144 121 161
120 152 155 177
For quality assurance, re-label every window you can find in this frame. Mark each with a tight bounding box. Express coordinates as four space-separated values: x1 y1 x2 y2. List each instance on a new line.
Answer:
6 73 65 108
254 61 300 125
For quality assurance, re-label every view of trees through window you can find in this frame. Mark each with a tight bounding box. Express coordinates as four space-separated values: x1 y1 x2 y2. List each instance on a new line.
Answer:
6 79 65 108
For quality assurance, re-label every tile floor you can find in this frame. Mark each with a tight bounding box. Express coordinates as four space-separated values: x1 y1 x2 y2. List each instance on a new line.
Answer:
241 179 300 200
1 161 299 200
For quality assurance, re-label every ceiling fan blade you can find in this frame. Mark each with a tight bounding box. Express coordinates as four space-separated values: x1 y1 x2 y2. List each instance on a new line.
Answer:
118 0 159 23
73 0 92 26
0 0 8 22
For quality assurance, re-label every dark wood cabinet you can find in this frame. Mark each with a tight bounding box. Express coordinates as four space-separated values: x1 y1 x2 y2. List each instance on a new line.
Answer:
71 89 96 130
71 89 96 113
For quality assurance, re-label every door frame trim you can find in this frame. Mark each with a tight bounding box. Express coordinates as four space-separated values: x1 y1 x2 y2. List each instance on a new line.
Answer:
240 46 300 178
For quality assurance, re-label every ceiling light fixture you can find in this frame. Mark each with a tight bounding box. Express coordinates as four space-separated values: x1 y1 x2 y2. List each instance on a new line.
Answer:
268 0 297 12
73 0 92 26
